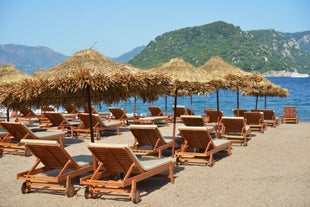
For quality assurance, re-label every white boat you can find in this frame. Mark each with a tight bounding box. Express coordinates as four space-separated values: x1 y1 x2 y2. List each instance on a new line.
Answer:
290 72 309 78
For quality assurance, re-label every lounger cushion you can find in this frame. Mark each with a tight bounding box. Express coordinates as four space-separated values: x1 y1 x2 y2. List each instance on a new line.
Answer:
138 157 175 171
33 131 65 139
72 155 92 167
213 139 231 147
20 139 59 144
102 120 121 127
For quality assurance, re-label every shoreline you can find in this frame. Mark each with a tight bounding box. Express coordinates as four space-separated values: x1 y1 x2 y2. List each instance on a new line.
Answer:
1 122 310 206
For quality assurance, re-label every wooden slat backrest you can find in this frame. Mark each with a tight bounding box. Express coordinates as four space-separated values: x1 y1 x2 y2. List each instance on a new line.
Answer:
221 117 245 133
130 125 166 147
148 106 164 116
25 142 79 170
179 126 214 150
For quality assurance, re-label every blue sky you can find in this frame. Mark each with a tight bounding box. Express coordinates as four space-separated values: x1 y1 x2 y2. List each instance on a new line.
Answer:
1 0 309 57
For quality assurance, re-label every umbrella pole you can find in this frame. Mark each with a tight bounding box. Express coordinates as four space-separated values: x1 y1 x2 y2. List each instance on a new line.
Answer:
236 91 240 109
190 95 193 112
216 90 221 138
236 91 240 116
134 96 137 117
86 84 95 143
264 95 267 109
172 88 178 157
255 94 258 110
6 108 10 122
216 90 220 112
165 95 168 115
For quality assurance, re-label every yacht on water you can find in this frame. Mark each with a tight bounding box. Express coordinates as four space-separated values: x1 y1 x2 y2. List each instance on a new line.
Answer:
290 72 309 78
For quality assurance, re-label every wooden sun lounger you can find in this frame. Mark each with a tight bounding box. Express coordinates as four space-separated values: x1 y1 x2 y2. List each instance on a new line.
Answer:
17 139 93 197
63 104 80 114
134 116 169 126
14 107 42 124
148 106 165 116
42 112 81 137
172 105 188 122
282 106 299 124
204 109 223 124
180 115 208 126
0 122 65 156
251 109 280 127
109 107 136 126
177 126 231 166
233 109 247 117
80 143 175 203
244 112 265 133
74 113 120 140
129 124 178 157
220 117 252 146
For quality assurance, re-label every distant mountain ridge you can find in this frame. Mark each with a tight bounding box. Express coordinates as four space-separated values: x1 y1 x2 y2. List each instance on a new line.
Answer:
0 44 67 74
111 46 145 63
129 21 310 74
1 21 310 75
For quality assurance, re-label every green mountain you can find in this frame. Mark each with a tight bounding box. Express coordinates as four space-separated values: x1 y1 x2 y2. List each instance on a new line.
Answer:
129 21 310 74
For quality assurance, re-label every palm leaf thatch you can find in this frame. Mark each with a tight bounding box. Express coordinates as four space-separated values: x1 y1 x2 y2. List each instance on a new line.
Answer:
149 58 214 96
0 49 173 109
34 48 140 79
241 74 289 97
198 56 248 81
0 64 32 84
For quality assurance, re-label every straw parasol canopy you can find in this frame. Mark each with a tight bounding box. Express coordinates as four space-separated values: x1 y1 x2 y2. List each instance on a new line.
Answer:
149 58 214 146
241 73 289 109
0 64 32 84
149 58 213 96
31 48 172 105
0 64 33 120
0 49 173 142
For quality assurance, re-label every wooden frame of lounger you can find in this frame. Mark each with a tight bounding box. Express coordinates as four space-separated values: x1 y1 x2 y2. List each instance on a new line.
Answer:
129 125 174 157
74 113 120 140
244 112 265 133
180 115 208 126
0 122 65 156
232 109 247 117
282 106 299 124
251 109 279 127
204 109 223 123
172 105 188 122
80 143 175 203
14 107 42 124
134 116 169 126
177 126 231 166
148 106 165 116
109 107 136 126
220 117 252 146
42 112 80 138
17 139 93 197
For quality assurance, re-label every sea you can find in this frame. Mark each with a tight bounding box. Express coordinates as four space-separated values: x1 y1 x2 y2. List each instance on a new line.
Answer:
92 77 310 122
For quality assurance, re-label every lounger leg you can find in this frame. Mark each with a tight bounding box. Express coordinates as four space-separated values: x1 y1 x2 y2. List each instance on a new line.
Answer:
169 165 175 184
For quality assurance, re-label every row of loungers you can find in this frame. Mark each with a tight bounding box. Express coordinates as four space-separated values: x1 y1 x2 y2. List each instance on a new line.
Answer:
0 121 231 203
0 105 298 203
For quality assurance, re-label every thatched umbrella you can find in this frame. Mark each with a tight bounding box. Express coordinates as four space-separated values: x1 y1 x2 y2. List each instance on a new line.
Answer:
0 49 172 142
149 58 214 146
0 64 33 121
241 74 290 109
198 56 245 113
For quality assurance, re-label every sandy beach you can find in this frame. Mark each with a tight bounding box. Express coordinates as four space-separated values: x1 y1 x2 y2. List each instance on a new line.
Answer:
1 122 310 207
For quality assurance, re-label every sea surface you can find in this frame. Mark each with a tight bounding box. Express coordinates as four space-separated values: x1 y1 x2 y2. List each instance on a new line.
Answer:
94 77 310 122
